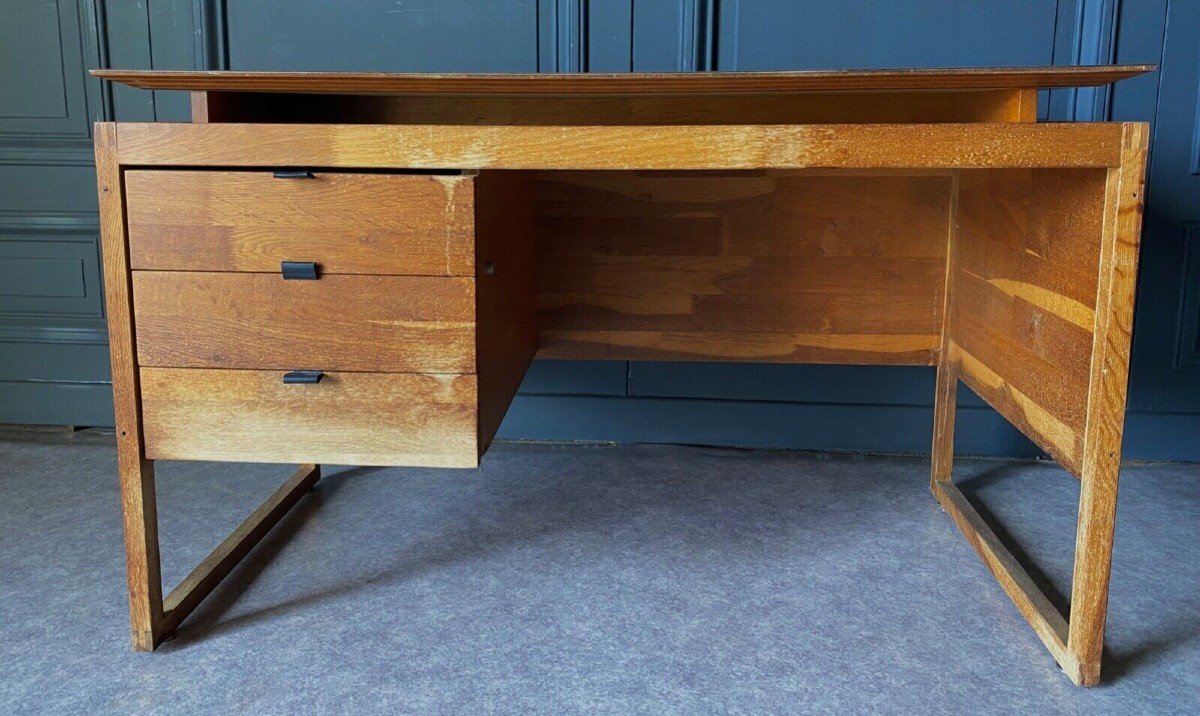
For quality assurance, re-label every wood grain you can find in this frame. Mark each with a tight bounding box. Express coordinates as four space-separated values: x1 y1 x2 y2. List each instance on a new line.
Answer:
140 368 479 466
946 168 1109 474
96 123 165 651
1067 123 1149 686
133 272 475 373
474 171 537 453
535 171 950 364
112 122 1128 171
194 89 1037 125
126 170 476 276
92 65 1153 95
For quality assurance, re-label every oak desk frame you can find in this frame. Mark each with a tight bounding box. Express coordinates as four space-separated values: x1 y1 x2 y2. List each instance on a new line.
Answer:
93 67 1150 686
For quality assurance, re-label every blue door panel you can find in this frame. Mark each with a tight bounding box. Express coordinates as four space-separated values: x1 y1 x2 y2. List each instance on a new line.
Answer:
8 1 1190 459
716 1 1058 71
225 0 540 72
1118 0 1200 416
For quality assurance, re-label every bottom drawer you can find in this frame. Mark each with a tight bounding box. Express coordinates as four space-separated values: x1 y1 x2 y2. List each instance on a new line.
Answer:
140 368 479 467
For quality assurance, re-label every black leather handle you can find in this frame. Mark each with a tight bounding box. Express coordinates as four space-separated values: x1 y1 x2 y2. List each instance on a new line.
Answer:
272 170 314 179
283 370 324 384
281 261 319 280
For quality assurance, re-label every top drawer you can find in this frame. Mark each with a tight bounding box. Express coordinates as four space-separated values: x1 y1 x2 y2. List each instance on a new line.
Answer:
125 170 475 276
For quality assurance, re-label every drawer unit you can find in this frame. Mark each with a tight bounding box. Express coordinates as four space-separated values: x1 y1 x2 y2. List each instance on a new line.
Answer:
126 169 535 467
125 170 476 276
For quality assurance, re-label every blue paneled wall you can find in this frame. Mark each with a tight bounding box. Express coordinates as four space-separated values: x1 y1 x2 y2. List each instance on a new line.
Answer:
3 1 1196 460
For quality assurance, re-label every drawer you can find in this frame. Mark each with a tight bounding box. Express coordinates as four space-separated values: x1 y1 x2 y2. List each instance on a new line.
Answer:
133 272 475 373
140 368 480 467
125 170 475 276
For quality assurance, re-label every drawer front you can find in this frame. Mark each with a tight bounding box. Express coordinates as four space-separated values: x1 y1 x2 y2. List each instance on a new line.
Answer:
133 272 475 373
125 170 476 276
140 368 479 467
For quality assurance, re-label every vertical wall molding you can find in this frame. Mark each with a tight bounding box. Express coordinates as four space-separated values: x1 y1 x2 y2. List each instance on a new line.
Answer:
539 0 585 72
677 0 718 71
1177 224 1200 368
1190 75 1200 176
192 0 229 70
0 0 113 426
1054 0 1122 121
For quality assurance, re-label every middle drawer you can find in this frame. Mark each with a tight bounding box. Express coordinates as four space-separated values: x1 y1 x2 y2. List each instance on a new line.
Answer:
132 272 475 373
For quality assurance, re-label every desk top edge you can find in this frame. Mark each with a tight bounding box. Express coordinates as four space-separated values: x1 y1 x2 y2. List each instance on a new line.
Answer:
92 65 1154 96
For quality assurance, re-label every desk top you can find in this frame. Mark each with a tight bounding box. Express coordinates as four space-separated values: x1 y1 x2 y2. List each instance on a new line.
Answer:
93 65 1152 96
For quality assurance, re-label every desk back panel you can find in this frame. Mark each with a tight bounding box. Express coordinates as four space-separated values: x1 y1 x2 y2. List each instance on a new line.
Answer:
534 171 951 365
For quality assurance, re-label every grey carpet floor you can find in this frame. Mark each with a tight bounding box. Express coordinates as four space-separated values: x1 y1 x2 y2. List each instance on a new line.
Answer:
0 432 1197 715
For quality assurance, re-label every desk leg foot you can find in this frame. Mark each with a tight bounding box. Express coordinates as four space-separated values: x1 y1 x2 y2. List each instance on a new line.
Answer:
928 355 1101 685
931 478 1081 681
120 462 320 650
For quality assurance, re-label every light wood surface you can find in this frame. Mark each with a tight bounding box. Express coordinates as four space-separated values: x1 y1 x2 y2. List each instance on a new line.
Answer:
140 368 479 466
99 126 330 653
92 65 1152 95
109 122 1128 171
1067 123 1149 686
126 170 476 275
132 272 476 373
535 171 949 364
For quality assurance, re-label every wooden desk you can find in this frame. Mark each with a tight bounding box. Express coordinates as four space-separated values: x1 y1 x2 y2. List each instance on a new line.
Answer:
92 66 1151 685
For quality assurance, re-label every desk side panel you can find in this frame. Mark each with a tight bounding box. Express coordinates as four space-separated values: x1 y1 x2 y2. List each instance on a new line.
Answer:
475 171 537 455
535 171 951 365
947 168 1110 474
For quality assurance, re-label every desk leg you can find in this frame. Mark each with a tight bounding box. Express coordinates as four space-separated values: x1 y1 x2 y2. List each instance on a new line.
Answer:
930 345 957 488
1065 124 1147 685
119 460 321 650
118 457 164 650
